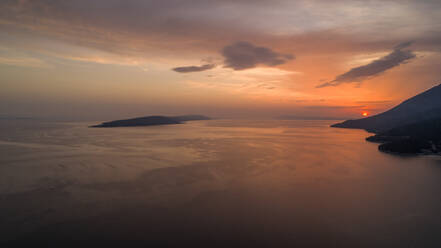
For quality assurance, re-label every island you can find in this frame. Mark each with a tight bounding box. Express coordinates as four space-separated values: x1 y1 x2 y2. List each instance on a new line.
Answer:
90 115 211 128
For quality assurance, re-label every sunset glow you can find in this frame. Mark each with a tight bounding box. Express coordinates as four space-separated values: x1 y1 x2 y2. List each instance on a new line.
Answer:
0 0 440 120
2 1 441 247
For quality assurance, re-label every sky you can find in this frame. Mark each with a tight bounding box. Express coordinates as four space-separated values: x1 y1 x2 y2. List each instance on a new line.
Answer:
1 0 441 120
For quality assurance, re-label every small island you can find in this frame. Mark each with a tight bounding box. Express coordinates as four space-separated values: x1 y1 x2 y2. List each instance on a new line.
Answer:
90 115 211 128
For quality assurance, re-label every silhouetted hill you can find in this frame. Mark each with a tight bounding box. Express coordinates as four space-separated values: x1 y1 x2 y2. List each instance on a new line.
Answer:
332 83 441 133
366 118 441 154
91 115 210 128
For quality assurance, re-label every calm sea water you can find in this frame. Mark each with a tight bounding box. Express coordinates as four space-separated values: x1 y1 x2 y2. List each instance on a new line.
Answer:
1 119 440 247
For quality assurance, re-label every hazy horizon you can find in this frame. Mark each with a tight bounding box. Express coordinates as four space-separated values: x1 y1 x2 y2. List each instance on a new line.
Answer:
0 113 351 122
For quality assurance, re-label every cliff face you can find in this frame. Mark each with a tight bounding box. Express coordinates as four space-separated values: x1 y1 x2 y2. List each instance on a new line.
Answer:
332 84 441 133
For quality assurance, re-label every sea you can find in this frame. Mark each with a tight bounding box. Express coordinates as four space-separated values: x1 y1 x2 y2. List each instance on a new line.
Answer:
1 119 440 247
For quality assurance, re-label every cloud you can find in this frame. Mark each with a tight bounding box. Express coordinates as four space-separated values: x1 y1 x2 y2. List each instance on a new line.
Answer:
173 42 293 73
0 55 50 68
1 1 439 67
316 41 416 88
221 41 294 70
172 64 215 73
393 41 413 50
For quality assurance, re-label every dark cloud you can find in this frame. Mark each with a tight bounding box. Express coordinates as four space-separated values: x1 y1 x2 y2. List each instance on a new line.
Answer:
221 42 294 70
173 41 293 73
317 41 416 88
394 41 413 50
172 64 215 73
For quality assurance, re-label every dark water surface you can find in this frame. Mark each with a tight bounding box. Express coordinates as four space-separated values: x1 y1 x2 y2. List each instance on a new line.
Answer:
1 119 440 247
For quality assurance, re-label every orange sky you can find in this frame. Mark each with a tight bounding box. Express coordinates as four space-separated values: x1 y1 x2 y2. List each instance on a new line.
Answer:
1 0 441 120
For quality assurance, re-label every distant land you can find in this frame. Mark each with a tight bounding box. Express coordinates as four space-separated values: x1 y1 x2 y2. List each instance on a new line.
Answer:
332 83 441 155
366 118 441 154
332 83 441 133
276 115 342 120
91 115 211 128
